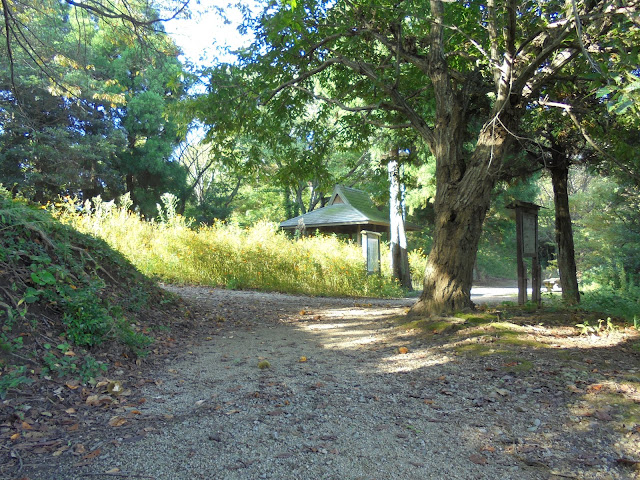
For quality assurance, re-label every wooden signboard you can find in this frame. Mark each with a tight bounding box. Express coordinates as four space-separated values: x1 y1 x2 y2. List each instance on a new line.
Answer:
361 231 381 274
522 212 538 257
509 202 542 306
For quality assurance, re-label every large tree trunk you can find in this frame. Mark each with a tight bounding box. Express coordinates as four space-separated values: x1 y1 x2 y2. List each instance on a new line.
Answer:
387 151 412 290
410 0 517 315
549 160 580 304
410 121 512 315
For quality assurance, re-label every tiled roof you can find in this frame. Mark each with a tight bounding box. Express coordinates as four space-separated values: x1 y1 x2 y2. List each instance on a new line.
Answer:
280 185 389 229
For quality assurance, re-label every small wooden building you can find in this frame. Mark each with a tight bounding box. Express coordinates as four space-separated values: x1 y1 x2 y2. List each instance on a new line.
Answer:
279 184 419 237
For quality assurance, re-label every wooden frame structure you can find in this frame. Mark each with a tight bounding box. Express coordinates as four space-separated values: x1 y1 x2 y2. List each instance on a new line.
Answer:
508 201 542 306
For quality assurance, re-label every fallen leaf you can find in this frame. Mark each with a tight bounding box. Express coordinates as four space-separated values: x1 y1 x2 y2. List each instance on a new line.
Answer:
67 423 79 432
40 411 53 417
105 468 121 474
86 395 113 406
52 445 69 457
594 410 613 421
65 380 80 390
108 416 127 427
299 356 307 363
83 448 101 460
72 444 86 456
469 454 488 465
276 452 294 458
107 381 123 395
64 350 76 357
567 384 584 394
65 408 76 414
10 433 20 441
21 421 33 430
398 347 409 354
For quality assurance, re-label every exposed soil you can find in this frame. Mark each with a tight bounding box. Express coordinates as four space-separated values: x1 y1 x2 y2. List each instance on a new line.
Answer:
2 286 640 480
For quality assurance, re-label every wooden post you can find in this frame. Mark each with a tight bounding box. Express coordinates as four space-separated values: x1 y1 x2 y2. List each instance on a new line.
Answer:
515 208 527 305
509 202 542 306
531 211 542 305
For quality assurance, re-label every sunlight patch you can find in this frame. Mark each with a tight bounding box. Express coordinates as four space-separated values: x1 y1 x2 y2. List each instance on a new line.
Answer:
376 353 452 373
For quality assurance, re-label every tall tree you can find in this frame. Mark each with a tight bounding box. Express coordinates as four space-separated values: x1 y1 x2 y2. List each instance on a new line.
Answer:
387 148 412 290
92 23 188 216
0 0 190 212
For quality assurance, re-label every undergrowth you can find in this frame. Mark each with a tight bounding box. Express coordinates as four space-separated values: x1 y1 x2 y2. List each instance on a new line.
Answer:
579 266 640 322
0 188 174 399
57 194 405 298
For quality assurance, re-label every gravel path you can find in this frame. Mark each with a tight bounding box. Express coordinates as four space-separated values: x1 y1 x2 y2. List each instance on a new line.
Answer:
15 286 640 480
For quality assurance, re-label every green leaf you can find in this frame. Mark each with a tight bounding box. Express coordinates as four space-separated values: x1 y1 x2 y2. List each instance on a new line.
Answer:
613 99 634 115
623 81 640 93
31 270 56 285
595 86 616 98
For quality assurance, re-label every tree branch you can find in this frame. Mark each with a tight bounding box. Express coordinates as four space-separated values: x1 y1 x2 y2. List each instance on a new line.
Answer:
1 0 15 90
290 85 391 113
537 99 640 183
364 118 412 129
64 0 190 26
263 58 343 104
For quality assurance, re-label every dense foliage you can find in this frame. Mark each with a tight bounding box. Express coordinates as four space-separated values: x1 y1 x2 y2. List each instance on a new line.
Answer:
0 0 638 321
192 0 640 314
0 0 189 217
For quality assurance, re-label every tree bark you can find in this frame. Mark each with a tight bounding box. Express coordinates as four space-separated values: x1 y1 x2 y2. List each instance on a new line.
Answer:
407 0 521 315
410 124 503 314
387 151 412 290
549 159 580 304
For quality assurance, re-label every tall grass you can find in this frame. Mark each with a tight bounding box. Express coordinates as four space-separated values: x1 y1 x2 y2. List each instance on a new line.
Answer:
56 195 404 298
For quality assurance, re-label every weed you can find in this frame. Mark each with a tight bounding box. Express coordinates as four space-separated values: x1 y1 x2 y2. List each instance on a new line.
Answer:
0 334 24 353
502 359 534 373
116 318 153 356
575 317 619 336
0 366 33 399
60 285 112 347
79 356 108 382
42 351 107 382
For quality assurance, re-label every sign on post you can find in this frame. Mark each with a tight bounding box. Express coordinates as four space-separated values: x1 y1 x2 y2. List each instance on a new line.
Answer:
508 202 542 306
361 231 381 274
